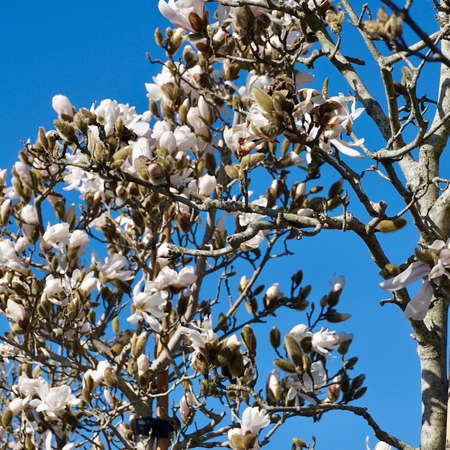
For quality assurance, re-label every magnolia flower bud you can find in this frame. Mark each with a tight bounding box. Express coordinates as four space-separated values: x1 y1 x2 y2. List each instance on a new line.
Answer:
8 398 25 417
293 438 307 448
273 359 296 374
52 95 74 119
198 96 214 125
379 263 401 280
198 174 217 197
284 334 304 368
103 389 115 407
0 199 12 226
353 386 367 400
269 327 281 349
241 325 257 357
2 408 13 427
118 423 133 440
263 283 283 310
15 162 32 189
147 163 166 185
132 332 148 358
179 392 195 425
242 434 258 450
238 276 250 294
74 112 88 135
227 352 245 378
53 120 78 144
183 45 196 66
65 203 76 230
376 218 407 233
15 236 29 254
266 369 281 404
229 433 244 450
352 374 366 390
137 354 149 376
103 367 119 388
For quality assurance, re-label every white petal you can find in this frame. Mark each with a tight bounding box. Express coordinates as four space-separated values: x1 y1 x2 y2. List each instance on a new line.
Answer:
331 139 364 158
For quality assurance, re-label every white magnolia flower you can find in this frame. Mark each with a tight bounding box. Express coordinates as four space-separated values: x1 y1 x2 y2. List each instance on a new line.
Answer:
91 250 134 284
379 239 450 320
227 407 270 450
154 265 197 291
42 275 66 306
174 125 198 152
0 239 28 275
84 361 111 390
0 199 11 225
160 130 177 153
64 153 105 196
127 279 168 332
146 67 177 103
180 314 219 352
16 375 48 397
311 328 340 356
103 389 115 407
42 222 71 250
4 299 28 327
29 380 80 419
286 361 327 405
0 342 13 375
329 273 345 292
158 0 205 33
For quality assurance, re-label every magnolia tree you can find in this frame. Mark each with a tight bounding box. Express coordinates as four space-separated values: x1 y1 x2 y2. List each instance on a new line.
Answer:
0 0 449 449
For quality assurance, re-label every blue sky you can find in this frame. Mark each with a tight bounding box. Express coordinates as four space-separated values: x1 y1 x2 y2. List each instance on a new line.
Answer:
0 1 444 449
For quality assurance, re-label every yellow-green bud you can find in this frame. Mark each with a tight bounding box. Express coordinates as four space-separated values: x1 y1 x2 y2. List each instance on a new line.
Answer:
53 120 78 144
284 334 304 367
103 367 119 388
376 218 407 233
273 359 296 373
74 113 88 135
132 332 148 358
2 408 13 427
241 325 257 356
269 327 281 349
38 127 48 148
155 28 165 46
293 438 307 448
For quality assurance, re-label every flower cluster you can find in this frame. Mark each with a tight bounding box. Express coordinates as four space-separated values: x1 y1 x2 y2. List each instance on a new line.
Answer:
379 239 450 320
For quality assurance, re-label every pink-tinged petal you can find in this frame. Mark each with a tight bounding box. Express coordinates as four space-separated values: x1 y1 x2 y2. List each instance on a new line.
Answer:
217 5 231 23
379 261 430 291
439 248 450 266
403 280 433 320
298 392 317 404
158 0 190 31
428 259 445 280
429 239 445 251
